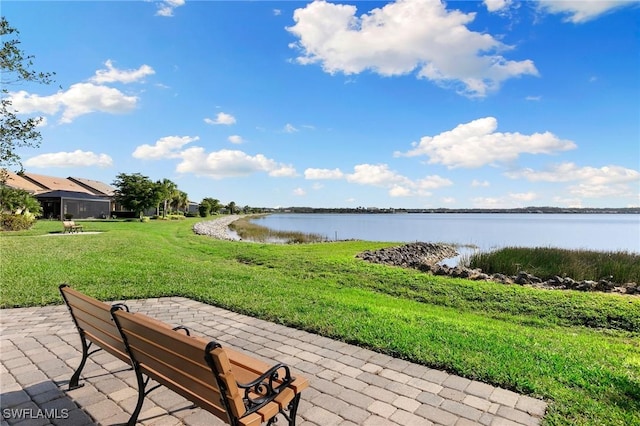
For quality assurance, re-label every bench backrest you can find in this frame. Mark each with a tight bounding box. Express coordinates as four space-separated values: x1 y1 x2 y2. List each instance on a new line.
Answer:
59 285 129 364
110 307 265 425
60 287 307 426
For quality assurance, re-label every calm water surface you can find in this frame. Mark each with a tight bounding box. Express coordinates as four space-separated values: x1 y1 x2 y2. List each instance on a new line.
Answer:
252 213 640 253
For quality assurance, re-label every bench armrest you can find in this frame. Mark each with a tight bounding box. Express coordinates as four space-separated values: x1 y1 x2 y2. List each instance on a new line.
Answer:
239 362 295 417
205 341 297 419
238 362 293 402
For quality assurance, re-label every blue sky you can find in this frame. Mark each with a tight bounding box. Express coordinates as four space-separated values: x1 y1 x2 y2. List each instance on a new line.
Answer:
4 0 639 209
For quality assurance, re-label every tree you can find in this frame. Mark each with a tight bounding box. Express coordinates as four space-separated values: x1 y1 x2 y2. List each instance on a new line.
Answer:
0 186 42 230
112 173 161 220
202 197 221 215
198 202 210 218
1 17 55 184
171 190 189 213
226 201 237 215
156 178 178 218
0 186 42 216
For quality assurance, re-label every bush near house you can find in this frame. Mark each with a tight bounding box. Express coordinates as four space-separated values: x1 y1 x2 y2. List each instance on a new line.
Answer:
0 213 35 231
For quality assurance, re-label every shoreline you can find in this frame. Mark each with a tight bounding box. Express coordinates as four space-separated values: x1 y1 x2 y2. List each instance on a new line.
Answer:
192 215 243 240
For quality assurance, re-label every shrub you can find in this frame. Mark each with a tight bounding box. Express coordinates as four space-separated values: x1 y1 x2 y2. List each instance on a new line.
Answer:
1 213 36 231
469 247 640 284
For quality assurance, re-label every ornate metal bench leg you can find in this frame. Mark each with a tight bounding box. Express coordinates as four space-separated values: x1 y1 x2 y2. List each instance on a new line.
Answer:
68 336 90 390
288 393 302 426
269 393 302 426
127 362 146 426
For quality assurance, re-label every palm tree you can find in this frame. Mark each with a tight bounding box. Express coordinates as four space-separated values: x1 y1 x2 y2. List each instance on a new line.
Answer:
226 201 237 215
202 197 221 215
171 190 189 214
157 179 178 217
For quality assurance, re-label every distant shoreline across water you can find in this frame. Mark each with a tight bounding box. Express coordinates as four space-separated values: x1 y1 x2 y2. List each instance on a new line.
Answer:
250 212 640 253
265 207 640 214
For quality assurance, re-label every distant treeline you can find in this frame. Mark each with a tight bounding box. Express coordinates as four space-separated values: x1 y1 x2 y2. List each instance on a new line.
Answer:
266 206 640 214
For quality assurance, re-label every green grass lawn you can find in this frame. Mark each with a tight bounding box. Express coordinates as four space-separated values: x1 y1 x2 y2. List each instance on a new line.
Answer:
1 219 638 425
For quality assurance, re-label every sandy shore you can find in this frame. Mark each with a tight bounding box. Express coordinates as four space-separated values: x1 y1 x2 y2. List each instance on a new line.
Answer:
192 215 243 240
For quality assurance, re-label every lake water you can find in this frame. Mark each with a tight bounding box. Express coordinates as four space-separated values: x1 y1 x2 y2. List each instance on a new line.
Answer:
252 213 640 253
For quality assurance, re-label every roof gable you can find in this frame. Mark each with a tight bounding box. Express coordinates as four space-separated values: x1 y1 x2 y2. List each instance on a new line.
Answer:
68 177 115 196
21 172 94 194
3 171 45 193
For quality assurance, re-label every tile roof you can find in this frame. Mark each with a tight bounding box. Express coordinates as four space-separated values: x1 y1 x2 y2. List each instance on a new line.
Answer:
3 171 45 193
68 177 116 196
20 172 94 194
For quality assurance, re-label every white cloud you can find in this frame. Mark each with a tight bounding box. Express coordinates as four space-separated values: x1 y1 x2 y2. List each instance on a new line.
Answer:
24 150 113 168
90 60 155 84
304 168 344 179
526 95 542 101
273 9 282 16
228 135 244 144
472 192 539 208
176 148 296 179
472 179 490 187
133 136 199 160
347 163 408 187
389 185 413 197
283 123 298 133
204 112 236 125
293 187 306 196
306 163 451 197
506 162 640 199
505 162 640 185
287 0 538 97
269 165 298 177
484 0 511 12
536 0 631 23
345 163 452 197
156 0 185 17
414 175 453 190
9 83 138 124
510 192 537 201
442 197 456 204
566 183 634 199
395 117 576 168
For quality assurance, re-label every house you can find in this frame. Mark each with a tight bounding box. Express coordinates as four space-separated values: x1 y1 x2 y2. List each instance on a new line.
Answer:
3 171 200 219
4 171 112 219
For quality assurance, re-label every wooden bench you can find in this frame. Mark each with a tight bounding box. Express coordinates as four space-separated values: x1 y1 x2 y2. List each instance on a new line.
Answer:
62 220 83 233
59 285 308 426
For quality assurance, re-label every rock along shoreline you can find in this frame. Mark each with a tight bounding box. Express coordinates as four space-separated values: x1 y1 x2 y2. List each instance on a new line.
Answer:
357 242 638 295
192 215 243 241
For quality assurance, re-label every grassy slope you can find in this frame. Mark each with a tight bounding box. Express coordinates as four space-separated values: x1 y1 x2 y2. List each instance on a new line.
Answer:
1 219 639 425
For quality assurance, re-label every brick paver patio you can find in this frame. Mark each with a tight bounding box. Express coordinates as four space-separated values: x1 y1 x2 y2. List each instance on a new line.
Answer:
1 297 547 425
